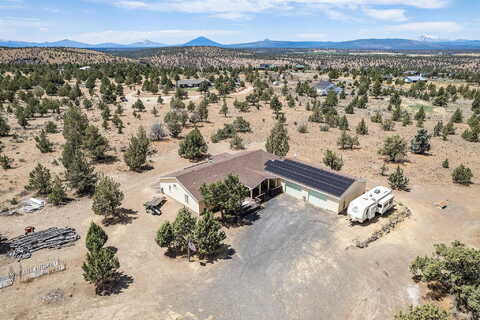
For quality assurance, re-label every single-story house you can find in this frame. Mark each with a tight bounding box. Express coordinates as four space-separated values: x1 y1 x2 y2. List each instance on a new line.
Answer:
176 79 210 89
314 80 343 96
404 75 427 83
158 150 365 214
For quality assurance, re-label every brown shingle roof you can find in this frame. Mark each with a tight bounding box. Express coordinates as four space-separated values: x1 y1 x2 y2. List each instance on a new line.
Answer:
160 150 279 200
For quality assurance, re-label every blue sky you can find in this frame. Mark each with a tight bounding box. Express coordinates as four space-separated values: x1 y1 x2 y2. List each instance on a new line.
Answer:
0 0 478 44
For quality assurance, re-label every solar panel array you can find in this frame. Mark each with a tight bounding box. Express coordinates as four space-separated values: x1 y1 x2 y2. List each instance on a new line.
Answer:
265 159 355 197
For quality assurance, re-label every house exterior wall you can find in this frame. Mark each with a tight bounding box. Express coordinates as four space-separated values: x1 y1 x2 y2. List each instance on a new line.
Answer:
281 180 341 213
159 179 200 214
337 180 367 213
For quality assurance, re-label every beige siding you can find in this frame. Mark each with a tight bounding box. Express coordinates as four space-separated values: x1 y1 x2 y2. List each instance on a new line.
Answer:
338 180 366 213
159 179 200 214
281 181 341 213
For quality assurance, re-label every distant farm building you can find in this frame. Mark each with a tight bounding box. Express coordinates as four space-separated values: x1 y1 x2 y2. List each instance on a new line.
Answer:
404 75 427 83
176 79 210 89
158 150 365 214
313 80 343 96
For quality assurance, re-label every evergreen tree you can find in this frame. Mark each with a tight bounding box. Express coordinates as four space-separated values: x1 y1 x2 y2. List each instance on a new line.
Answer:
156 221 174 248
25 163 52 195
269 95 282 118
338 115 349 130
63 105 89 147
178 128 208 161
356 118 368 135
64 149 97 195
414 106 426 122
34 130 54 153
0 114 10 136
265 121 289 157
197 101 209 122
452 164 473 185
0 154 13 169
48 175 67 206
442 158 449 169
410 129 431 154
379 135 407 162
220 100 229 117
370 79 382 97
323 150 343 171
388 166 409 191
124 127 150 171
82 245 120 295
83 125 109 161
230 134 244 150
92 175 124 221
172 208 197 252
394 304 448 320
86 222 108 252
133 99 145 112
433 121 444 137
193 211 226 257
324 90 338 107
450 107 463 123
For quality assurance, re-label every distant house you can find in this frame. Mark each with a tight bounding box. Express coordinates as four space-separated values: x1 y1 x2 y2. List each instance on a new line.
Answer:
313 80 343 96
294 64 305 71
256 63 276 70
79 66 91 71
176 79 210 89
158 150 365 214
404 75 427 83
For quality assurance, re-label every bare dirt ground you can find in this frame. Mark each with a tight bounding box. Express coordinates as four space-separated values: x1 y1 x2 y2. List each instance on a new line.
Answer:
1 71 479 319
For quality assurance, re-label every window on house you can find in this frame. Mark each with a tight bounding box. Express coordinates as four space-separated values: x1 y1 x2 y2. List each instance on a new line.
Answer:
168 185 172 192
185 194 189 204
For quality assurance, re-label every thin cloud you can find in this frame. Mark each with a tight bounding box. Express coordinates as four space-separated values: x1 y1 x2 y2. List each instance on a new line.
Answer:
363 8 407 22
387 21 462 33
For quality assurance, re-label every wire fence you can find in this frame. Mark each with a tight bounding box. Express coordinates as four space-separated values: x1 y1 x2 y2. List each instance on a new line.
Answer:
0 258 66 289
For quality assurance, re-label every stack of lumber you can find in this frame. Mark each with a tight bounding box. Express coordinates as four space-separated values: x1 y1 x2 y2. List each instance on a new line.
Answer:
6 227 80 260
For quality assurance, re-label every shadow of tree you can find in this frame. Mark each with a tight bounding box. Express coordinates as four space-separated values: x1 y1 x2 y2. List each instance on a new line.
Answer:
100 272 134 296
425 282 450 301
103 208 138 226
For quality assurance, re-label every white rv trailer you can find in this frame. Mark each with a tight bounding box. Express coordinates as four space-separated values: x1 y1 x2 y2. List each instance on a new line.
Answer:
347 186 394 223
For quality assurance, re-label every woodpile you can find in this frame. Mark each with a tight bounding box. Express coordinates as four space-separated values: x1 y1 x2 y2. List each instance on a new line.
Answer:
6 227 80 260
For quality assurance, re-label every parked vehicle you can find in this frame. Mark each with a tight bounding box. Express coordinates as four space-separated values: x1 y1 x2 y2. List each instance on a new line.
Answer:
347 186 394 223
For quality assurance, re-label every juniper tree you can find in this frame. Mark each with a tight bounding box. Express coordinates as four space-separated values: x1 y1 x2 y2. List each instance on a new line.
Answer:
124 127 150 171
133 99 145 112
0 154 13 169
0 114 10 136
355 118 368 135
178 127 208 161
338 115 349 130
388 166 409 191
433 121 444 137
394 304 448 320
64 149 97 195
220 100 229 117
442 158 449 168
149 123 168 141
414 106 426 122
379 135 407 162
193 211 226 257
166 119 182 138
82 242 120 295
371 111 382 123
230 134 244 150
269 95 282 118
83 125 109 161
266 121 289 157
323 150 343 171
48 175 67 206
451 108 463 123
172 208 197 252
25 163 52 195
63 105 89 147
45 121 57 133
410 129 431 155
34 130 54 153
92 175 124 221
452 164 473 185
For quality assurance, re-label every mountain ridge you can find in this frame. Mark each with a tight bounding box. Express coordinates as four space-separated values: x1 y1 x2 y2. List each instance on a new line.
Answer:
2 36 480 50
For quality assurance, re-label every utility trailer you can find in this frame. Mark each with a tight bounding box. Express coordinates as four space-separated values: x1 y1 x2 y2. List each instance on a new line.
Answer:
144 196 166 216
347 186 394 223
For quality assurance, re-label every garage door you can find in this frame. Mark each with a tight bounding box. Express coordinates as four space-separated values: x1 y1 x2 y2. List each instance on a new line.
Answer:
284 182 304 200
308 190 327 208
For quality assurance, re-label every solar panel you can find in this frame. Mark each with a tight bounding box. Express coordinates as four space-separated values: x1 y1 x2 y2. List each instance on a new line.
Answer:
283 159 354 188
265 159 355 197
